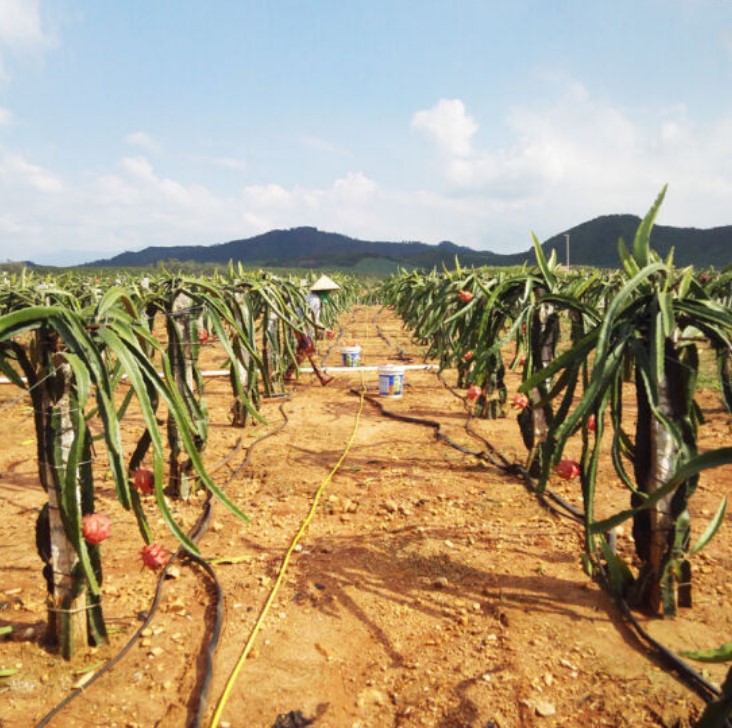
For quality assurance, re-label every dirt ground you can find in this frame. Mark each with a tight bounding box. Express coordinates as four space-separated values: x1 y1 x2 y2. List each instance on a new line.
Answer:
1 304 731 728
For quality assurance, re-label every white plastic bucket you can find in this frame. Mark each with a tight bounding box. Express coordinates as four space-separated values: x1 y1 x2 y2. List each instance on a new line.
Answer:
378 365 405 398
340 345 361 367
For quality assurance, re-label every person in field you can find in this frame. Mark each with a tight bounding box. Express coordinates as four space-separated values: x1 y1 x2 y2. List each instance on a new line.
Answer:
285 330 334 386
285 275 340 386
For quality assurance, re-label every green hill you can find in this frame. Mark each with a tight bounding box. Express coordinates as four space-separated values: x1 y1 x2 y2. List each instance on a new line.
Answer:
530 215 732 269
79 217 732 271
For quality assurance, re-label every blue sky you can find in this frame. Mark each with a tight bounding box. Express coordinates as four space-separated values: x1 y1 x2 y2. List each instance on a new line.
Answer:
1 0 731 265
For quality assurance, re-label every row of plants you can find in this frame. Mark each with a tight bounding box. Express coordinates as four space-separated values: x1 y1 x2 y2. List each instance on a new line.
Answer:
0 266 360 658
381 188 732 619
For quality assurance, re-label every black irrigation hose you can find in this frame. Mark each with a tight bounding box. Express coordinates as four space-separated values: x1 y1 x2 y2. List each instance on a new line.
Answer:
35 403 293 728
436 370 726 708
35 303 349 726
351 380 727 714
594 560 726 709
351 388 496 463
35 531 210 728
372 307 413 362
511 462 727 714
434 371 521 474
367 308 728 718
189 401 292 727
504 455 726 707
374 321 391 348
187 556 224 728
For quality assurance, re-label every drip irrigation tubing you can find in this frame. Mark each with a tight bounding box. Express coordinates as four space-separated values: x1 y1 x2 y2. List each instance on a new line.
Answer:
365 306 727 715
372 306 415 363
435 377 726 707
35 401 292 728
433 370 585 521
25 304 345 725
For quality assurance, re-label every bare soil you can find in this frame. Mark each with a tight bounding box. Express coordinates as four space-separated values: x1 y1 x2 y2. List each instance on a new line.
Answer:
1 304 731 728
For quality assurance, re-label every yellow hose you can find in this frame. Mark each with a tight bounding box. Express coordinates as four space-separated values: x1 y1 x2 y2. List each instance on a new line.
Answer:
209 381 366 727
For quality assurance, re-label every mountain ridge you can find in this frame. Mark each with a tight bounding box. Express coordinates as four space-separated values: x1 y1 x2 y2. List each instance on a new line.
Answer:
78 215 732 270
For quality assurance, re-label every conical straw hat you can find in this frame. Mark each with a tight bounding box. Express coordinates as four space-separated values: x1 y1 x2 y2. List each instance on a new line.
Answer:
309 274 341 292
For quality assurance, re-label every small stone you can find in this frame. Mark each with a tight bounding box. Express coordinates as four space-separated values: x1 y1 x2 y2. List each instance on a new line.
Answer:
383 500 398 513
534 699 556 717
357 687 387 709
433 577 449 589
481 673 492 682
444 540 455 549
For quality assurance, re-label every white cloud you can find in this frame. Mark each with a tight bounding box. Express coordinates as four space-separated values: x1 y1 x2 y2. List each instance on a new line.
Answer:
0 213 25 233
299 134 346 156
208 156 247 172
410 87 732 243
243 183 293 208
239 172 380 235
0 150 63 192
286 97 727 245
0 106 11 125
0 0 55 83
0 0 47 47
412 99 478 158
243 172 377 213
333 171 378 203
3 81 732 265
125 131 161 155
98 156 220 215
